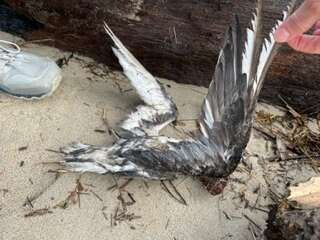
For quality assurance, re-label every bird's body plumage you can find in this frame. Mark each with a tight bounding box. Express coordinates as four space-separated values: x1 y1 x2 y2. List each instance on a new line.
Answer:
61 1 296 180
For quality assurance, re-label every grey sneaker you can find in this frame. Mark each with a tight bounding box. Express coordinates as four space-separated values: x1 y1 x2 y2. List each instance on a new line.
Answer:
0 39 62 99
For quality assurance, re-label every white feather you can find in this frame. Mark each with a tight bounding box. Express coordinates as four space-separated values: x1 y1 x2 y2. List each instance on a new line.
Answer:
104 23 172 111
242 12 260 84
104 23 177 137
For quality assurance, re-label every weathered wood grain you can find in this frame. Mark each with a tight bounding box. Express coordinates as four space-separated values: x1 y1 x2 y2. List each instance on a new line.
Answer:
5 0 320 113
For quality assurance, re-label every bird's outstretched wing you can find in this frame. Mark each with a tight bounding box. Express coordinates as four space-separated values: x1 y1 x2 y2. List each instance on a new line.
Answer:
60 2 296 180
104 23 177 137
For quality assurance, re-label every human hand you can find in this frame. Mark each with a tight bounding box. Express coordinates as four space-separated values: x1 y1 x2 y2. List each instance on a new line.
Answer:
274 0 320 54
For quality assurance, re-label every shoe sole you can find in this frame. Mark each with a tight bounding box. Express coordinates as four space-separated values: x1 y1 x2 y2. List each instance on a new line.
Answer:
0 73 63 100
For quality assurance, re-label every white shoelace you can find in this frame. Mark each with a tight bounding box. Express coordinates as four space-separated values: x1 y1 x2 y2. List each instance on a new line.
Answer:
0 40 21 69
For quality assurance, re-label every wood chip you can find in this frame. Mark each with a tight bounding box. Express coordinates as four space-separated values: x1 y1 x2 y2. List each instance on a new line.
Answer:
288 177 320 209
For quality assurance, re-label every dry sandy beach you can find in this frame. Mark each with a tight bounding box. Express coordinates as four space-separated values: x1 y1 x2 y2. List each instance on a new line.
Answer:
0 31 318 240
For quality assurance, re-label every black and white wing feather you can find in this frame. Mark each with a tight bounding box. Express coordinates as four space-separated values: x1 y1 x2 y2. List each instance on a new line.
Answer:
253 0 297 102
60 2 296 180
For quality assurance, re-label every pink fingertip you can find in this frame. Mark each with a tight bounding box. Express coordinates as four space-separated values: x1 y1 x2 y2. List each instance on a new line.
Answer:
314 29 320 36
274 28 290 42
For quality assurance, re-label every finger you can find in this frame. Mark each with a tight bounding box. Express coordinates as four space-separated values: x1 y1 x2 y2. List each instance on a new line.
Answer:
275 0 320 42
288 34 320 54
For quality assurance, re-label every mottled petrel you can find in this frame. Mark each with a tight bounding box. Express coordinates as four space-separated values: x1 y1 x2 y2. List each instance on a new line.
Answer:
60 1 296 180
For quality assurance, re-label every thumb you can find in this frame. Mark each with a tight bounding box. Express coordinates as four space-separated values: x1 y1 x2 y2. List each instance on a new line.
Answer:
274 0 320 42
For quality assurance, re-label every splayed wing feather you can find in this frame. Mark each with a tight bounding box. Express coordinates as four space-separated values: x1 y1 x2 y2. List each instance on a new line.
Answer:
254 0 297 102
104 23 177 137
242 0 263 87
199 16 245 147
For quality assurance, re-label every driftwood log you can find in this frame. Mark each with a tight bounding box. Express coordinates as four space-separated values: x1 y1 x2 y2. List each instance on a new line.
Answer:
265 206 320 240
5 0 320 114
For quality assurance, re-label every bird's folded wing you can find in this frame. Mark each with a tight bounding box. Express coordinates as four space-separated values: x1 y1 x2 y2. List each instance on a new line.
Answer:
104 24 177 137
199 15 246 160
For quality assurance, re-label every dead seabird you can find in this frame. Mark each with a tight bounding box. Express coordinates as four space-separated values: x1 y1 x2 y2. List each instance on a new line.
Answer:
60 1 296 180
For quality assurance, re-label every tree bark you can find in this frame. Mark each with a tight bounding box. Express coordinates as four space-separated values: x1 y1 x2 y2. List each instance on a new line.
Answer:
5 0 320 114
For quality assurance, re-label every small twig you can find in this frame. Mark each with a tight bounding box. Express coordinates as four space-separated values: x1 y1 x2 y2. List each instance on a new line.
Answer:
90 190 103 202
119 179 133 190
107 184 117 191
281 154 320 161
251 206 269 213
253 124 276 140
243 214 262 231
24 208 53 218
102 108 113 136
102 211 108 221
126 192 136 205
160 181 187 206
18 146 28 151
143 181 149 189
165 218 170 230
94 129 106 133
23 174 60 207
45 148 62 154
24 196 34 208
21 38 55 45
110 213 113 227
248 224 257 240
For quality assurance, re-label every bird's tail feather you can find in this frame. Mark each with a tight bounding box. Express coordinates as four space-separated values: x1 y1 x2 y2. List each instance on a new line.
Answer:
60 143 109 174
60 142 141 176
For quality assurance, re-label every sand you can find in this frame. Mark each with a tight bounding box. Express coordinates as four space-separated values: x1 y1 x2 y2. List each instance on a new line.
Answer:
0 31 318 240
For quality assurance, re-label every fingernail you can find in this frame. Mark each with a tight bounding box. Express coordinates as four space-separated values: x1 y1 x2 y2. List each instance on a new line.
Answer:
314 29 320 36
274 28 290 42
